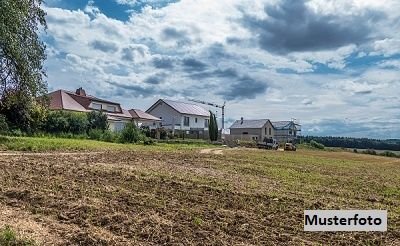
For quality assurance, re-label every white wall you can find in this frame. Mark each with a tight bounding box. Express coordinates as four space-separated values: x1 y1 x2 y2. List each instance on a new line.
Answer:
109 119 131 132
147 102 182 130
180 114 209 130
147 102 209 131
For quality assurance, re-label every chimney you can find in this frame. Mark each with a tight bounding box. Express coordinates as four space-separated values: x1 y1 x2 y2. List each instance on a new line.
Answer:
240 117 244 124
76 87 86 96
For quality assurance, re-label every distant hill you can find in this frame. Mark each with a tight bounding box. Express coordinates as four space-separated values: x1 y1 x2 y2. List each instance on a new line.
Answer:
300 136 400 151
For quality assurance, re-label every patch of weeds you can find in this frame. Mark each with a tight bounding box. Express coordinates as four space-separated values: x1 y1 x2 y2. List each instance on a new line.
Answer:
193 216 203 226
0 225 36 246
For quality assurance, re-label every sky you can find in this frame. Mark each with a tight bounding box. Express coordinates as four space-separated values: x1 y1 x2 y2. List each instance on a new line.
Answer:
42 0 400 139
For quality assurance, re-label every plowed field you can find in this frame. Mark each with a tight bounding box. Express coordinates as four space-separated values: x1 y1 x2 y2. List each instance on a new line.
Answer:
0 147 399 245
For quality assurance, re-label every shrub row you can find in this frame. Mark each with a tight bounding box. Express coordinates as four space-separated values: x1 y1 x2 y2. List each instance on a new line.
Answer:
310 140 325 149
357 149 400 158
0 111 152 145
45 111 108 134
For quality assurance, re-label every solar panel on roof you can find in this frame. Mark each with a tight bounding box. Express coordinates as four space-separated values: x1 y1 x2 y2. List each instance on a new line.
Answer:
163 99 209 116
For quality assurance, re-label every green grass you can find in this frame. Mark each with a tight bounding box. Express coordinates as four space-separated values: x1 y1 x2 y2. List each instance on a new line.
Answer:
0 135 215 152
0 225 35 246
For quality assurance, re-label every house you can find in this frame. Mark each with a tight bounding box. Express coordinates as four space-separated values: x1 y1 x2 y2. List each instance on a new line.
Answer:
48 87 133 131
229 118 301 143
128 108 161 128
146 99 210 138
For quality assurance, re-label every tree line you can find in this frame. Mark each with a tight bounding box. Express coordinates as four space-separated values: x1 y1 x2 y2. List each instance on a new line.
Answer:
300 136 400 151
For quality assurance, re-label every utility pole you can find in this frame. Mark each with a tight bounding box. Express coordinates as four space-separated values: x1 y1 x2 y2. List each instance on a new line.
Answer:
188 99 226 130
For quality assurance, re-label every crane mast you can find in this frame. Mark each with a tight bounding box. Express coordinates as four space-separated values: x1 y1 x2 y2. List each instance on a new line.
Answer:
188 99 226 130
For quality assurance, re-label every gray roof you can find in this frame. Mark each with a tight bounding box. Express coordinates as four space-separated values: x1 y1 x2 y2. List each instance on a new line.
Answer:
162 99 209 117
230 119 297 130
230 119 269 129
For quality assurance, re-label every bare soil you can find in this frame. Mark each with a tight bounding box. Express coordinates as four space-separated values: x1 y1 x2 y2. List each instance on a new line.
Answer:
0 148 399 245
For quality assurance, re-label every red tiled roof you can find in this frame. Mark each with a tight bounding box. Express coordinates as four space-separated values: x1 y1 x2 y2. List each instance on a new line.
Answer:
129 109 161 121
108 109 134 119
49 90 88 112
48 89 132 119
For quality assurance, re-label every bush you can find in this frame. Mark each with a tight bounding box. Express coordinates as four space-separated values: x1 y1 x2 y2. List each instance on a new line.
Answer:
0 114 9 133
45 111 69 133
67 112 89 134
143 137 155 145
101 130 117 142
380 151 397 158
362 149 377 155
310 140 325 149
140 126 151 137
119 123 143 143
159 128 167 140
88 129 104 141
0 91 34 132
10 129 24 137
30 101 48 133
45 111 89 135
88 111 108 131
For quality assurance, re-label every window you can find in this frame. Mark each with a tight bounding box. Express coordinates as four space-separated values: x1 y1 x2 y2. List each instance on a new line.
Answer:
107 105 117 112
265 128 267 135
269 128 272 135
204 119 209 128
195 118 198 123
242 132 248 135
184 116 190 126
289 130 292 135
92 103 102 110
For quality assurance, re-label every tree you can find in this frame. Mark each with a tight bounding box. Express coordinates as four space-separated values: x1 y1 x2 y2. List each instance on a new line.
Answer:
209 111 218 141
0 0 47 130
87 111 109 131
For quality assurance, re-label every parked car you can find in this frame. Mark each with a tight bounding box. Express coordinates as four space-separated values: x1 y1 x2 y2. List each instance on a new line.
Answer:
257 137 279 150
284 142 297 151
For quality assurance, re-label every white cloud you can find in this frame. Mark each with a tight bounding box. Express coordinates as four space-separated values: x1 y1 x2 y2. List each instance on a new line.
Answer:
115 0 138 6
41 0 400 138
371 39 400 57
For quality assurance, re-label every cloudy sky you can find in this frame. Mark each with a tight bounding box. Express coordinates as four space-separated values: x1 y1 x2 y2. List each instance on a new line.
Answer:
42 0 400 139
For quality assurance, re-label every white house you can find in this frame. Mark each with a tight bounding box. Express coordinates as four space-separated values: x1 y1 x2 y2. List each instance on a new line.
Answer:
146 99 210 137
48 87 133 131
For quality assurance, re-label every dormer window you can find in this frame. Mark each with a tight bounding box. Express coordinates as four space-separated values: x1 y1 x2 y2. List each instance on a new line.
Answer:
92 103 102 110
107 105 117 112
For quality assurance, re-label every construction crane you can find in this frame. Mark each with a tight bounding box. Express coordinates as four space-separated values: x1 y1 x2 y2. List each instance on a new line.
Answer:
188 99 226 130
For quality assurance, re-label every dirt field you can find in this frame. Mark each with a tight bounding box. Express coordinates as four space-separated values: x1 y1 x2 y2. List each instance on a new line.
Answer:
0 146 399 245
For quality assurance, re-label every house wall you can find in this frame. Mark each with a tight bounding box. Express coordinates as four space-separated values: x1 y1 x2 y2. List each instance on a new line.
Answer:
147 102 209 131
147 102 181 129
108 119 131 132
179 114 209 131
261 121 275 140
230 128 262 141
89 101 121 113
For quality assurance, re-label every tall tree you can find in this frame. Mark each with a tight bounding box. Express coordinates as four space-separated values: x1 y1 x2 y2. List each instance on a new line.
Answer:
209 111 218 141
0 0 47 130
